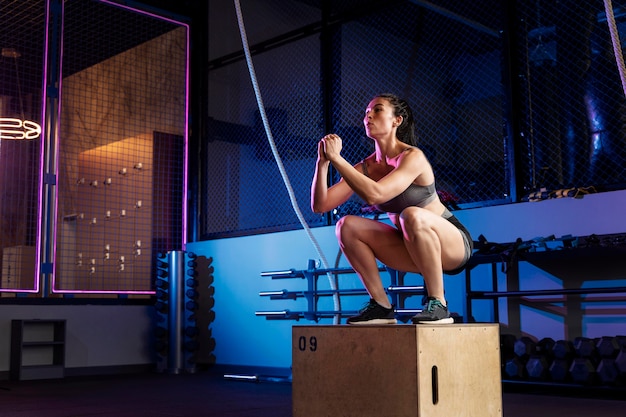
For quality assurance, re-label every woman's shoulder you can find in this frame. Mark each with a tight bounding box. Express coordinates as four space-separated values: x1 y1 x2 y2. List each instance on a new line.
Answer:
399 146 427 162
398 147 433 179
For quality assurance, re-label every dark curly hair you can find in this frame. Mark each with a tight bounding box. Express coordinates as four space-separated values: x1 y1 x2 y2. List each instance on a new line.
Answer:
375 93 417 147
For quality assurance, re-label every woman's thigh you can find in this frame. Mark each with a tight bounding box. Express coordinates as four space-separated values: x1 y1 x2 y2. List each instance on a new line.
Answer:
336 215 423 273
398 207 467 271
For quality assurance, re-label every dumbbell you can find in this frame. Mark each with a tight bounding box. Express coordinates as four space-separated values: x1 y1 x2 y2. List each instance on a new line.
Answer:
526 355 550 380
526 338 555 380
504 356 526 379
569 357 597 384
552 339 574 360
596 336 619 358
514 336 536 358
548 339 574 382
596 358 619 385
573 337 598 360
549 358 570 382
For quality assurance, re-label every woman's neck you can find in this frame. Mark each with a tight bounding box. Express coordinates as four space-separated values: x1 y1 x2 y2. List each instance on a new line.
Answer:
374 137 406 163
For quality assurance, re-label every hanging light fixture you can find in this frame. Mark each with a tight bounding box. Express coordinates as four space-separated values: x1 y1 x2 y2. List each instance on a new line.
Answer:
0 47 41 140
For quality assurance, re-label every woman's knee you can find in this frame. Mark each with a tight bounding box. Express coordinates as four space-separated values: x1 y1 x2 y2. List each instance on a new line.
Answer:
335 215 359 240
399 207 430 234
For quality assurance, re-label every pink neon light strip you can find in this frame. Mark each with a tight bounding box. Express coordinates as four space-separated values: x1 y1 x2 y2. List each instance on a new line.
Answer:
48 1 189 295
1 0 52 294
182 14 190 250
52 289 160 295
49 0 65 294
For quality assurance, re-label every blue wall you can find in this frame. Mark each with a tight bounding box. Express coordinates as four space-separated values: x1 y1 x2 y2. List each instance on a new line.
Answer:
187 190 626 371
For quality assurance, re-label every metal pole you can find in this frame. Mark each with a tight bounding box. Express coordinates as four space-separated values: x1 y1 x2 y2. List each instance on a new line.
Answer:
38 0 64 296
167 250 184 374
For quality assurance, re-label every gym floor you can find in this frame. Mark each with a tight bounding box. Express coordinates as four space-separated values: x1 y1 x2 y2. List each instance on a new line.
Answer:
0 370 624 417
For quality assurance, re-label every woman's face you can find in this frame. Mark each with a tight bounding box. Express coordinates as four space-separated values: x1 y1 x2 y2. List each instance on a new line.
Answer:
363 97 399 139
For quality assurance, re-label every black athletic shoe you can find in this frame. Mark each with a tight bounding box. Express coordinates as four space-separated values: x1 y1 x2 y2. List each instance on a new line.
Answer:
411 297 454 324
347 299 397 325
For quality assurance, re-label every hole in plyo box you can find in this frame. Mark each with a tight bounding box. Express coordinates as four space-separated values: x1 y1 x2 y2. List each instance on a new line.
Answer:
431 365 439 405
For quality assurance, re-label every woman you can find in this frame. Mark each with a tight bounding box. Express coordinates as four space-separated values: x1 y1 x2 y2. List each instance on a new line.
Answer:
311 93 473 324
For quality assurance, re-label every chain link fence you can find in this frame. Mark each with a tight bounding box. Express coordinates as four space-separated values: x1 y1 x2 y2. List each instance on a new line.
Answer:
0 0 46 294
54 1 188 295
4 0 626 291
206 0 626 239
205 0 508 238
1 0 188 296
514 0 626 197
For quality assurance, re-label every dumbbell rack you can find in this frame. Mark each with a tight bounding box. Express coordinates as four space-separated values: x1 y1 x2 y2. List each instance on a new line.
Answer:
500 334 626 389
465 232 626 390
255 259 426 322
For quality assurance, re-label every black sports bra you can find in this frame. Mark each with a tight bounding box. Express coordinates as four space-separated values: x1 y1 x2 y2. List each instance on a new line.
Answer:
361 159 438 214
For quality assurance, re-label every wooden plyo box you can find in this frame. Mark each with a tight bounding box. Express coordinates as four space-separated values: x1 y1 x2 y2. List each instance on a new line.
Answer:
292 324 502 417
